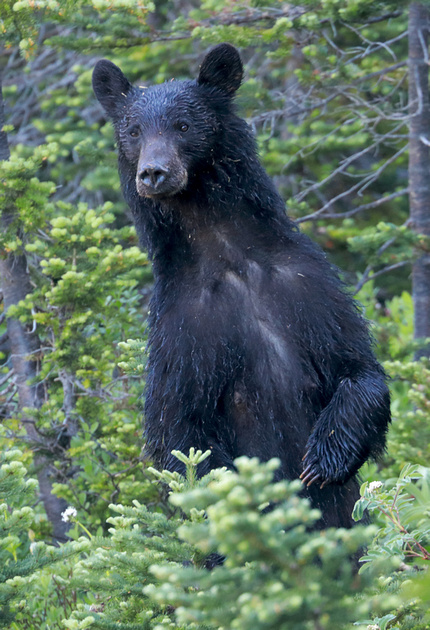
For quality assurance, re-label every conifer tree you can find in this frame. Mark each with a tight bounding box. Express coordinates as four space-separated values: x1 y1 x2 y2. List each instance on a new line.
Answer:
0 449 87 627
63 453 430 630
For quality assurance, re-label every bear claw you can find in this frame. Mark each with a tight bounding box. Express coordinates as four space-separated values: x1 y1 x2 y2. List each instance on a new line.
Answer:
300 464 322 487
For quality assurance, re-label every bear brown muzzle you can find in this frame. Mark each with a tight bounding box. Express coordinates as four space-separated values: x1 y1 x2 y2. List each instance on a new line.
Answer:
136 140 188 198
138 163 168 189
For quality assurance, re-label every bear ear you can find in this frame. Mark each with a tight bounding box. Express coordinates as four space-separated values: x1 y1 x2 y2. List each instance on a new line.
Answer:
92 60 133 120
197 43 243 95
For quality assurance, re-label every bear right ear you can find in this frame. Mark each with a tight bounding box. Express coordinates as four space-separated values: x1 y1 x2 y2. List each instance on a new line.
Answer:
92 60 133 120
198 43 243 95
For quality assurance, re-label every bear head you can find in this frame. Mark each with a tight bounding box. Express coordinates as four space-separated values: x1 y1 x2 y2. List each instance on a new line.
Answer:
92 43 244 200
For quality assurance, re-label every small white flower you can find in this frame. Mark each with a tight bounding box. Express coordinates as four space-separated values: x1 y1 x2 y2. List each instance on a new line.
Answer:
61 506 78 522
367 625 380 630
368 481 383 493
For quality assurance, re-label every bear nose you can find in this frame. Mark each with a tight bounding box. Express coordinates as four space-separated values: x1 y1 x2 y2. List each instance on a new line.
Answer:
138 164 168 189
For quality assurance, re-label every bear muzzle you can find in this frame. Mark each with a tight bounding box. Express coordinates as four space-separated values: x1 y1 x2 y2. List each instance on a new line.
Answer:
136 144 188 198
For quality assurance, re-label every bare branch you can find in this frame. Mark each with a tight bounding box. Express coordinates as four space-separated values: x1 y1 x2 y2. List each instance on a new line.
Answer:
0 368 14 388
355 261 411 294
298 144 408 222
295 121 407 204
298 188 409 223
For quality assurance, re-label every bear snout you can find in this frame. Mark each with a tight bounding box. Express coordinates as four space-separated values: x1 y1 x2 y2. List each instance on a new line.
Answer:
139 163 168 189
136 146 188 198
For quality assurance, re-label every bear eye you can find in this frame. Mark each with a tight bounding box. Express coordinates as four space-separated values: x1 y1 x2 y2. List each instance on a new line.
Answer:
179 123 189 133
129 126 140 138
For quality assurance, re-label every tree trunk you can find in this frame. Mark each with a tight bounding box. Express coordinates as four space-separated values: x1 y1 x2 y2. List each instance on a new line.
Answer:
0 70 70 543
409 3 430 358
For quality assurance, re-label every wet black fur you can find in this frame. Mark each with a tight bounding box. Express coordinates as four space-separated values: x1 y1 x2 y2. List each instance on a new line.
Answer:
93 44 391 529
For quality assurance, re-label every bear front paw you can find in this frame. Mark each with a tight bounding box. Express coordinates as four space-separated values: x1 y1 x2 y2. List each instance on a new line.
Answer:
300 453 329 488
300 445 352 489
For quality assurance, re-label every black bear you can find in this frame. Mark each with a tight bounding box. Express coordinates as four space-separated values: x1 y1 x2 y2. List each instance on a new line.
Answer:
92 43 391 529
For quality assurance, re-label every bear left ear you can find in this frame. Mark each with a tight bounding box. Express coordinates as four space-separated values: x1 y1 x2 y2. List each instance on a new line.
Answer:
92 60 133 120
197 43 243 95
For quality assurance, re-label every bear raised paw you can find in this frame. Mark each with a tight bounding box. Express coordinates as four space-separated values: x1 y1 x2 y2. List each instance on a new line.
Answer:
93 43 391 529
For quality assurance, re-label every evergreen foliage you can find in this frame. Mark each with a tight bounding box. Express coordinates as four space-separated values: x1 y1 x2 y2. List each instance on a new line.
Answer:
0 450 87 627
1 146 157 534
62 453 429 630
147 456 375 630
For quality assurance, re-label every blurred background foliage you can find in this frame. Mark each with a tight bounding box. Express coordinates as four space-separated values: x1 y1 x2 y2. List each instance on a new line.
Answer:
0 0 430 628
